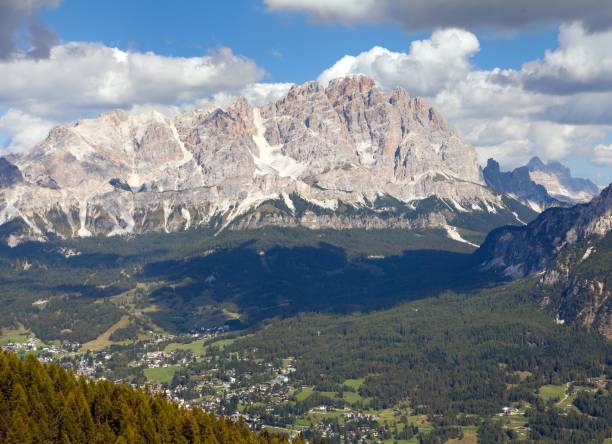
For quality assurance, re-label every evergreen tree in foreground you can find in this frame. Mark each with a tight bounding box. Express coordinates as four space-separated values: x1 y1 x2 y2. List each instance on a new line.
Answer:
0 352 292 444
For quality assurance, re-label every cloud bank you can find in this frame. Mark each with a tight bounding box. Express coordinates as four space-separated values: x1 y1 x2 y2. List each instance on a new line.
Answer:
0 44 264 119
0 0 60 59
265 0 612 32
0 43 292 153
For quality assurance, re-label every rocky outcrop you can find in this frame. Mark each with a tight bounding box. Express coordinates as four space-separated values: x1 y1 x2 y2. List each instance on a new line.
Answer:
478 185 611 277
0 157 22 188
483 158 562 211
526 157 600 204
540 240 611 339
0 75 530 245
476 185 612 338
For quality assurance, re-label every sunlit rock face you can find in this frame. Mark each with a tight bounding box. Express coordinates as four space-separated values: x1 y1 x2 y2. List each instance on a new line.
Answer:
525 156 600 204
0 75 522 244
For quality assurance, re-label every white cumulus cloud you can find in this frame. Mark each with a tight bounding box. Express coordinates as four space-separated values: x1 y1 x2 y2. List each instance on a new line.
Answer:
315 23 612 177
0 109 56 153
318 29 479 96
504 23 612 95
0 43 265 121
593 144 612 166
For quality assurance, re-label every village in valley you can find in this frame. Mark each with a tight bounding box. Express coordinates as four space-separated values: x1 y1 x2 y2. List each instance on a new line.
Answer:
0 325 425 442
1 325 607 443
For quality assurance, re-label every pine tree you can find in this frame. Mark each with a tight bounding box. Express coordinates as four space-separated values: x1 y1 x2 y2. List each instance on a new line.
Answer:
5 413 32 444
58 393 81 443
0 351 289 444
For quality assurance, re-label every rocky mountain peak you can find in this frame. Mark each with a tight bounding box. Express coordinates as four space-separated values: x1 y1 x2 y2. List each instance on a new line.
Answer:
485 158 501 172
326 74 377 98
97 108 131 124
526 156 546 170
0 75 534 244
284 81 326 102
44 125 78 146
525 156 600 203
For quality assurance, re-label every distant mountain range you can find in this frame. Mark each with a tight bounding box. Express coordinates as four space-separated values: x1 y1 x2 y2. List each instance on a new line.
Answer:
484 156 600 211
526 156 600 203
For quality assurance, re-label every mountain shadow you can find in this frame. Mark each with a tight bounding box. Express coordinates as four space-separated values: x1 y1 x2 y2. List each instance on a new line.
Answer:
141 241 502 332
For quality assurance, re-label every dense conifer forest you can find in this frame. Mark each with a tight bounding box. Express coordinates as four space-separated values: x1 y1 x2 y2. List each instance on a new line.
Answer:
0 351 290 444
219 279 612 443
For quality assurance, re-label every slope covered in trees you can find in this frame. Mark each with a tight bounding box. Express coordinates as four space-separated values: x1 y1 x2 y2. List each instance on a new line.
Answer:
226 280 611 416
0 227 492 343
0 351 289 444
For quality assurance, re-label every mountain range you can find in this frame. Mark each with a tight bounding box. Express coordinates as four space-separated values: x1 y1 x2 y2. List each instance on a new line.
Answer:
484 156 600 211
0 75 542 247
0 75 602 249
1 75 601 253
0 72 609 442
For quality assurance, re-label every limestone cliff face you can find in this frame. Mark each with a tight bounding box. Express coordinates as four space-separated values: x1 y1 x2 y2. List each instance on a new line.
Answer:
526 157 600 204
0 75 524 245
540 243 611 340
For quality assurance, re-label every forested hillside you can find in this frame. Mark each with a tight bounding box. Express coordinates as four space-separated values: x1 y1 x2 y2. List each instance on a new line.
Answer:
221 280 612 442
0 351 289 444
228 280 610 414
0 227 487 343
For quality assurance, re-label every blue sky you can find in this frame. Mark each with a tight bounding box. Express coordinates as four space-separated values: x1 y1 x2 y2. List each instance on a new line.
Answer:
1 0 612 184
42 0 559 82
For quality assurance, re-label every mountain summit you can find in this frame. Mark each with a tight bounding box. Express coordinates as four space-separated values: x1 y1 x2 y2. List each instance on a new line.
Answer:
526 156 600 203
483 158 560 212
0 75 531 245
483 156 599 211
